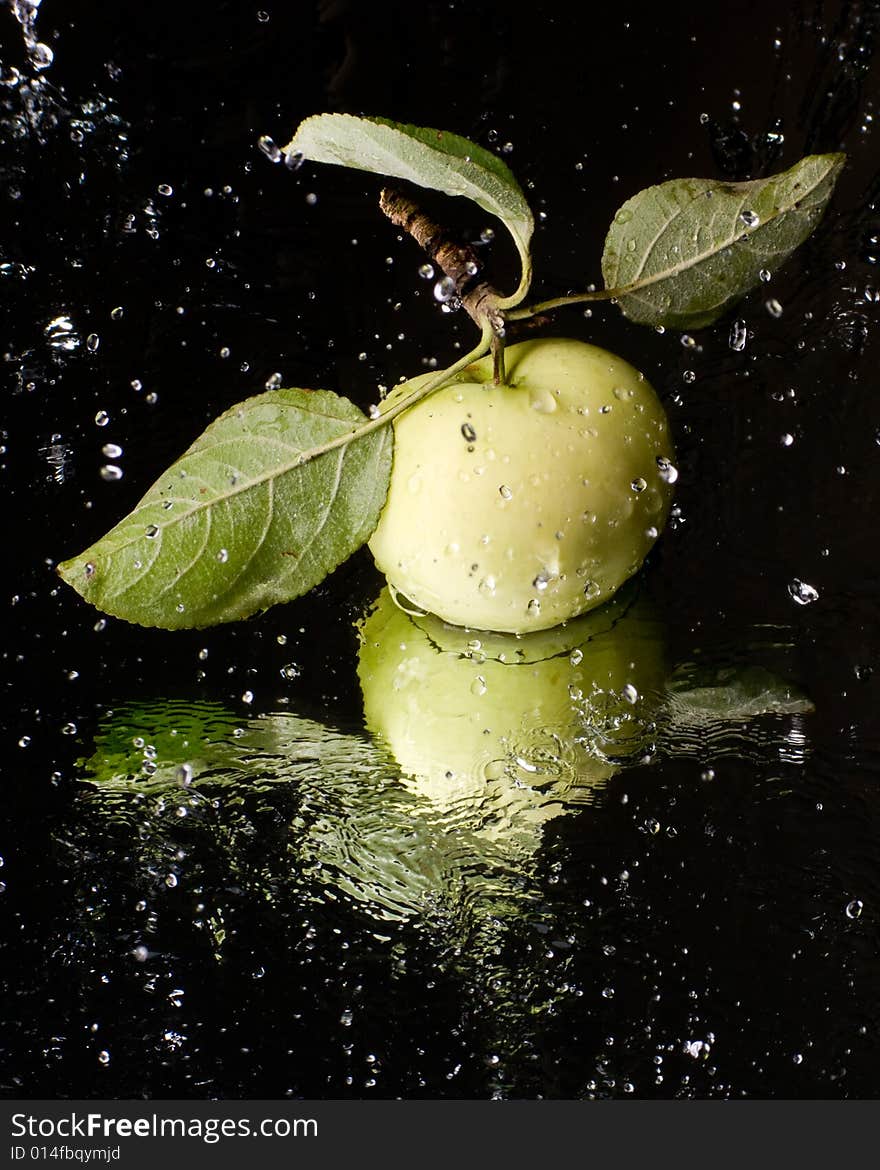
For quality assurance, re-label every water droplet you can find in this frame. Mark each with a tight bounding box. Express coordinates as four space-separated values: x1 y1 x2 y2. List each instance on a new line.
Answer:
284 149 304 171
176 764 194 787
765 298 783 318
100 465 122 482
110 306 124 321
759 268 772 283
631 477 647 493
157 183 173 196
164 873 178 889
102 443 123 459
498 484 513 500
216 548 229 563
98 1050 111 1066
304 192 318 206
701 767 716 782
18 735 31 748
680 334 696 349
145 524 159 538
846 899 863 919
418 263 434 280
434 276 456 303
265 371 283 390
533 571 552 592
241 690 254 704
583 580 601 601
729 319 747 352
94 410 110 427
131 378 143 391
788 579 819 605
780 433 794 447
656 457 678 484
622 683 639 704
461 422 477 443
740 209 759 227
61 722 77 736
470 675 487 696
32 42 54 70
864 287 880 304
132 945 149 962
480 227 495 243
280 663 301 680
569 648 584 666
529 384 557 413
601 987 615 999
645 817 660 835
258 135 281 162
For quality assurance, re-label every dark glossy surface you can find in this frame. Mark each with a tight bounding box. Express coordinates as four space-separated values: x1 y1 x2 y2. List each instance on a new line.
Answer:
2 0 880 1099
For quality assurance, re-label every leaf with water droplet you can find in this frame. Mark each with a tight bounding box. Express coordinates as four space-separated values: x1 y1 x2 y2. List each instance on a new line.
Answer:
284 114 534 307
58 388 393 628
602 153 845 329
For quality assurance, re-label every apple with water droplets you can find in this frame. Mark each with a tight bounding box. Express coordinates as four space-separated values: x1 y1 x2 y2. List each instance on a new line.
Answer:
369 337 676 633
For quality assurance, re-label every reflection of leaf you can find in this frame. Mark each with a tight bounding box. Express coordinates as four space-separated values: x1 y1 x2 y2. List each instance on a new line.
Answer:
666 664 815 725
602 153 845 329
285 114 534 304
58 388 392 629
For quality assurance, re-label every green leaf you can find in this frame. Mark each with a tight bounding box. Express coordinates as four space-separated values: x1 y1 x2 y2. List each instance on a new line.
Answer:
58 388 393 629
602 153 846 329
284 113 534 306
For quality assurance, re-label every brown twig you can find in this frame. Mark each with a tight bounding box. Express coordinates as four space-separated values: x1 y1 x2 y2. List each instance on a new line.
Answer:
379 186 505 344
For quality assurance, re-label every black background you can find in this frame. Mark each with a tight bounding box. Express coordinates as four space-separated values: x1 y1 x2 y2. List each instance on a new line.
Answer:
2 0 880 1100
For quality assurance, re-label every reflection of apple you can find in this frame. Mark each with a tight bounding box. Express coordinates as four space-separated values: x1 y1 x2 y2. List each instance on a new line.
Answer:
368 338 675 633
357 584 667 847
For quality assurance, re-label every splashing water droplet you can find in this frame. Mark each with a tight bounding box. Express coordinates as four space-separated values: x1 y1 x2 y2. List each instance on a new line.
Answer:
622 683 639 704
461 422 477 443
656 457 678 484
94 410 110 427
418 263 434 280
846 899 863 919
765 298 783 318
434 276 456 303
729 319 747 352
258 135 281 162
788 579 819 605
740 209 759 227
100 465 122 482
101 443 122 459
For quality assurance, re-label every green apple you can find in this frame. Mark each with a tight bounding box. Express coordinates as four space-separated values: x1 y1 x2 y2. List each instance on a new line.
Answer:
357 584 666 852
368 337 676 634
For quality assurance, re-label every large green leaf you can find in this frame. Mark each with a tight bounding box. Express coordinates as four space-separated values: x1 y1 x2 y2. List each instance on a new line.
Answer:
602 153 845 329
58 388 393 629
285 113 534 306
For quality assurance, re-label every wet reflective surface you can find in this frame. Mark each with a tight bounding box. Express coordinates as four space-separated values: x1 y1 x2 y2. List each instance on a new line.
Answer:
3 1 880 1098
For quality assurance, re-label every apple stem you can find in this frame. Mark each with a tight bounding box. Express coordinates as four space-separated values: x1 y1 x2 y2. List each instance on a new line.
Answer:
379 186 506 340
491 331 506 385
